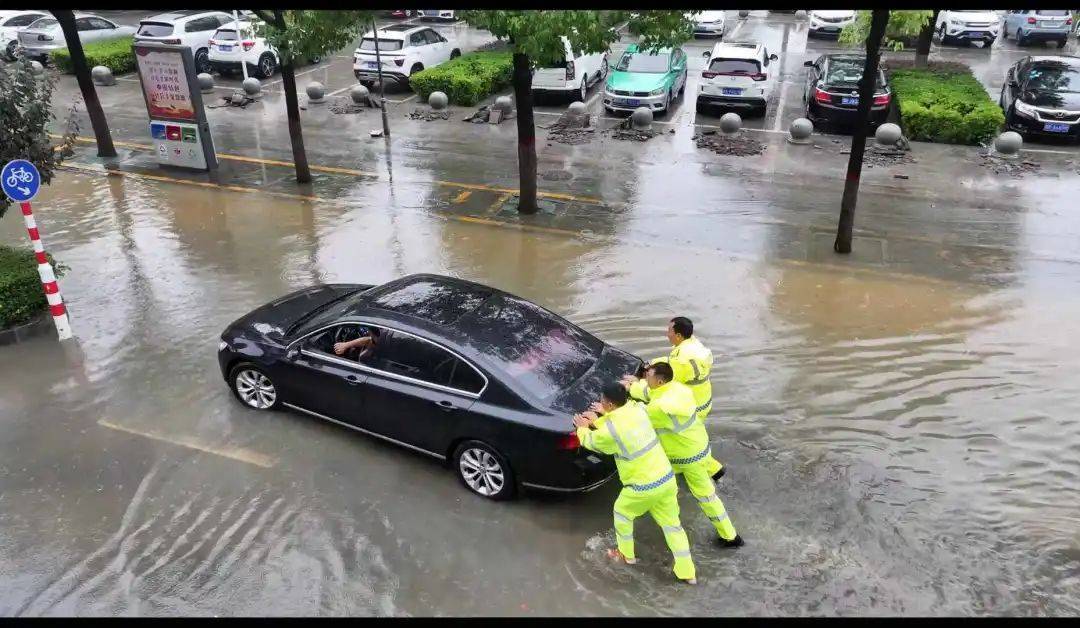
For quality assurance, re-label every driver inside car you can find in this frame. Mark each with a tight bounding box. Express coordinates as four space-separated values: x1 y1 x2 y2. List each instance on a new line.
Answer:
333 326 381 362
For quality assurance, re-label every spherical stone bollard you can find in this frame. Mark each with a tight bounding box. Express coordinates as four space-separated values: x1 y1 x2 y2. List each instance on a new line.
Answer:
428 90 448 110
197 72 214 93
306 81 326 104
795 10 807 19
29 60 45 76
91 65 115 86
994 131 1023 158
242 77 262 97
874 122 902 147
350 83 370 105
788 117 813 144
739 10 750 19
494 95 514 116
719 111 742 134
567 101 587 117
630 106 653 130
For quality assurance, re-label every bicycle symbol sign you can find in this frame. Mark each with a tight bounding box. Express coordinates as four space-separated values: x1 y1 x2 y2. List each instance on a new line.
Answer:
2 159 41 202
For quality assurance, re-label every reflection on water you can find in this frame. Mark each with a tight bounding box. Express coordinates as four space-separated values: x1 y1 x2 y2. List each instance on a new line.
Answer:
1 172 1079 616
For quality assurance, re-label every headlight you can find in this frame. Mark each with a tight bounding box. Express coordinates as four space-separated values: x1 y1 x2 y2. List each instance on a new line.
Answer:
649 88 664 96
219 340 229 351
1014 100 1037 117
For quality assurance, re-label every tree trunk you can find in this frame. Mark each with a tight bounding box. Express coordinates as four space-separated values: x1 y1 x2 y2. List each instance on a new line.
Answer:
511 52 538 215
914 10 939 68
834 9 889 255
273 10 311 184
52 10 116 158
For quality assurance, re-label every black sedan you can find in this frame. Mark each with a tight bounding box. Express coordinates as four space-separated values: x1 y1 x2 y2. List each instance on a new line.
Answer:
803 54 891 132
218 274 642 500
1000 55 1080 143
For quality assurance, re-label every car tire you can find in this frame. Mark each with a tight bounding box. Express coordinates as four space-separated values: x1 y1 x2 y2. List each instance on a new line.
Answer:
229 363 281 411
257 53 276 79
572 78 587 103
450 49 460 60
453 440 516 500
410 62 424 77
984 38 994 48
3 40 17 62
938 24 949 45
1057 38 1068 48
1016 28 1026 46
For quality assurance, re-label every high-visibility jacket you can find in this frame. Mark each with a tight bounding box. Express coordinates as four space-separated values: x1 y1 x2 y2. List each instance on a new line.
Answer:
652 336 713 417
577 402 675 491
627 379 711 465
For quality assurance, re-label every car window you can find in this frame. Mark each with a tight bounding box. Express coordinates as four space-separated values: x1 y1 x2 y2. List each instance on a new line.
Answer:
138 22 174 37
410 31 427 46
89 18 114 30
423 29 443 44
708 58 760 74
5 14 46 27
29 17 57 30
186 17 219 33
374 330 482 393
213 28 238 41
305 324 382 365
75 18 95 31
359 37 404 51
616 50 670 73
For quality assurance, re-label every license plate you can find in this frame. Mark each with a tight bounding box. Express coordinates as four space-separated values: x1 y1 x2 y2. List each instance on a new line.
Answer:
1040 22 1062 28
218 44 232 51
1044 122 1069 133
365 61 378 68
841 96 859 105
966 32 985 38
722 87 742 96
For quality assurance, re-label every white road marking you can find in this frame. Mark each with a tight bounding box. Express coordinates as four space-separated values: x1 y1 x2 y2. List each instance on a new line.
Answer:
262 63 326 89
98 419 275 468
326 83 356 98
1021 147 1079 155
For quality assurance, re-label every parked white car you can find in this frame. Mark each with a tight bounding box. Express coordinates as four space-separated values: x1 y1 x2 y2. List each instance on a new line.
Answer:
1002 10 1073 47
935 10 1000 47
807 10 855 38
689 11 727 38
0 10 49 61
17 14 136 63
352 24 460 87
133 11 235 74
420 10 455 22
696 41 778 117
531 36 608 102
208 19 280 78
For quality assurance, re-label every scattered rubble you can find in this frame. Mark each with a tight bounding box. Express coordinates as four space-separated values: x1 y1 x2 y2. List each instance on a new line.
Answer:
208 91 254 109
977 153 1042 178
692 132 767 156
329 95 379 115
607 117 659 142
542 110 596 145
409 107 451 121
462 106 492 123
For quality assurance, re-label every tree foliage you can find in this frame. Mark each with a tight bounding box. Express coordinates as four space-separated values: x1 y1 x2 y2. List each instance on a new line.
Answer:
839 10 934 50
252 10 374 63
0 59 77 219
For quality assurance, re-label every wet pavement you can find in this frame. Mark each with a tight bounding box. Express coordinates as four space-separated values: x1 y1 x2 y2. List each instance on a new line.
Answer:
3 9 1080 618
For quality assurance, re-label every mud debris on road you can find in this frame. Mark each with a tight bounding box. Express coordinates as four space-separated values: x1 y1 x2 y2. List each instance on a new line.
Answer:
977 153 1043 178
409 107 451 121
693 131 767 156
607 117 660 142
329 96 377 115
542 111 596 145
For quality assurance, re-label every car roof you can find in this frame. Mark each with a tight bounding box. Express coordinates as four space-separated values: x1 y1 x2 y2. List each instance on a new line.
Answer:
624 43 672 54
711 41 762 58
143 11 226 24
1028 55 1080 64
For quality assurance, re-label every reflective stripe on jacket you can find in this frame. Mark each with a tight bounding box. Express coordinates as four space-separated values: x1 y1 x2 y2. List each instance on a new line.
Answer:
653 336 713 416
629 379 710 461
577 401 674 490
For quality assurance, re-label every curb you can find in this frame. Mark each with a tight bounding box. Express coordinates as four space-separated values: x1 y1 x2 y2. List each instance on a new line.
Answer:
0 311 53 346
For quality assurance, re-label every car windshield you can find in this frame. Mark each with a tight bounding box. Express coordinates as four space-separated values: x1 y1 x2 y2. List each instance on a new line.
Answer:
1027 65 1080 93
708 59 760 74
825 59 886 88
137 22 174 37
359 37 404 51
460 295 603 400
29 18 57 30
616 50 669 73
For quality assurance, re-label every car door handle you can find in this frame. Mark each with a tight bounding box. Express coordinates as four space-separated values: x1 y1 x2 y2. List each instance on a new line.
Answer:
435 400 455 411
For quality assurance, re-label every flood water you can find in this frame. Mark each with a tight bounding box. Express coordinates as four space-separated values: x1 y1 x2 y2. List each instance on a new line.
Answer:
2 171 1080 616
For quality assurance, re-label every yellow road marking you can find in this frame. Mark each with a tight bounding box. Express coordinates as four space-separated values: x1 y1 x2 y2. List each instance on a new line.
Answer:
452 190 472 204
98 419 275 468
485 192 511 216
55 134 603 204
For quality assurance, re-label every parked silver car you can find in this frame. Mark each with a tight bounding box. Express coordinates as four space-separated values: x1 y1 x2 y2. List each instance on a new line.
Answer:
1003 10 1073 47
0 10 49 61
17 13 135 63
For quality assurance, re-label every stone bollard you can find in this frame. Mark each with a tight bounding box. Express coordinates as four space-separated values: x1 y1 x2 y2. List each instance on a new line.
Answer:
494 95 514 116
795 10 807 19
306 81 326 104
91 65 116 86
567 101 587 117
428 90 448 110
788 117 813 144
631 106 652 130
350 83 370 105
242 77 262 98
29 60 45 76
993 131 1023 159
874 122 902 147
739 10 750 19
719 112 742 134
197 73 214 94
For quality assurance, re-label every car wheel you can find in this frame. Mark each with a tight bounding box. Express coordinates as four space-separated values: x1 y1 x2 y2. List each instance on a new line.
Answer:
194 48 211 74
229 363 281 411
258 53 276 78
574 78 587 103
3 40 17 62
984 38 994 48
1016 28 1026 46
453 440 515 500
450 49 460 60
938 24 948 44
599 57 608 80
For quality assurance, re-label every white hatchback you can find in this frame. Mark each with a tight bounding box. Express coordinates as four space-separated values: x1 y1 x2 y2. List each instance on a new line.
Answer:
134 11 235 74
807 10 856 38
352 24 460 87
0 10 49 61
531 36 608 102
696 41 778 117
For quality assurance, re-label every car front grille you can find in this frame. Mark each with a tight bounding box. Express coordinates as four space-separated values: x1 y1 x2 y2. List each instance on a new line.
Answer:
818 16 848 23
964 22 993 28
612 90 651 97
1037 109 1080 122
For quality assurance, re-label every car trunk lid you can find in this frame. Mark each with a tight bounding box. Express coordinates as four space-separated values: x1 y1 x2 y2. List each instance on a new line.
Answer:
547 345 644 414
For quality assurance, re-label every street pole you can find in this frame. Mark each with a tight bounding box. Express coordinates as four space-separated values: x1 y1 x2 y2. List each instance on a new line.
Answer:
370 17 391 138
20 202 72 340
235 10 248 80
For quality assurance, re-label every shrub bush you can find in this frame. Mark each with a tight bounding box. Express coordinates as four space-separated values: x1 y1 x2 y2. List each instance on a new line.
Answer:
886 63 1004 145
408 51 513 106
0 245 64 329
51 35 136 75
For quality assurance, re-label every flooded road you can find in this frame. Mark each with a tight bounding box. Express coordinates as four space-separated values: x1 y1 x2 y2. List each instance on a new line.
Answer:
2 168 1080 616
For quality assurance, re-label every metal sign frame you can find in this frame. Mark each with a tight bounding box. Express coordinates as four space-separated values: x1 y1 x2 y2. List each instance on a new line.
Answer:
132 41 218 170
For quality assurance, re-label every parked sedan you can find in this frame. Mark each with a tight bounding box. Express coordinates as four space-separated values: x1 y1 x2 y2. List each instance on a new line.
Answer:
689 10 727 38
0 10 49 61
218 274 640 500
17 13 135 63
1000 55 1080 143
803 54 891 131
602 43 688 116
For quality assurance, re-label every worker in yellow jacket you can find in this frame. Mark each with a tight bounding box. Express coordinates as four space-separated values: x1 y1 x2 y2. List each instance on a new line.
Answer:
573 382 697 584
649 316 725 480
626 362 743 547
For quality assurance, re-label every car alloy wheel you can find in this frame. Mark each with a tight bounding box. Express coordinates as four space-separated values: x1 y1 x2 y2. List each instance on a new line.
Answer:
195 48 210 74
233 366 278 410
579 79 587 102
454 441 514 500
4 40 17 62
259 54 275 78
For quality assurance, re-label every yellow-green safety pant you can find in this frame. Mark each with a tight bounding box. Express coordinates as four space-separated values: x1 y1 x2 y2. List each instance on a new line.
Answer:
673 458 738 541
613 475 696 581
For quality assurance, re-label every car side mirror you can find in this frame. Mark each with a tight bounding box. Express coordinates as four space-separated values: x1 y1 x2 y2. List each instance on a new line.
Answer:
770 54 778 61
804 60 814 67
702 50 710 58
286 345 299 360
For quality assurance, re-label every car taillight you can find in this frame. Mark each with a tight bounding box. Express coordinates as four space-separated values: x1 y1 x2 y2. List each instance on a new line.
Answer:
750 73 767 81
1027 17 1036 24
566 60 575 80
873 93 890 106
701 71 718 79
208 39 216 46
1067 18 1073 25
394 58 404 66
814 86 831 103
557 432 580 450
242 40 255 51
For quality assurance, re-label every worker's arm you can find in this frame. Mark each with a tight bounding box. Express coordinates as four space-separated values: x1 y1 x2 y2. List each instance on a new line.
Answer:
627 379 649 403
576 420 618 456
669 353 707 385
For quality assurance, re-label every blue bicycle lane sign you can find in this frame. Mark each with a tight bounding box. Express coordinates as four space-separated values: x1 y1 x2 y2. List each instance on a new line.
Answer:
2 159 41 203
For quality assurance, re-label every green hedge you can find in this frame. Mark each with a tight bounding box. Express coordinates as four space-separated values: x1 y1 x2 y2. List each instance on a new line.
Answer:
887 64 1004 145
0 245 62 329
51 35 136 75
408 51 513 107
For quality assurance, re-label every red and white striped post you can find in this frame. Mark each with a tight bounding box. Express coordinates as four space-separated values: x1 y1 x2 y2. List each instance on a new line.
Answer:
20 201 72 340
